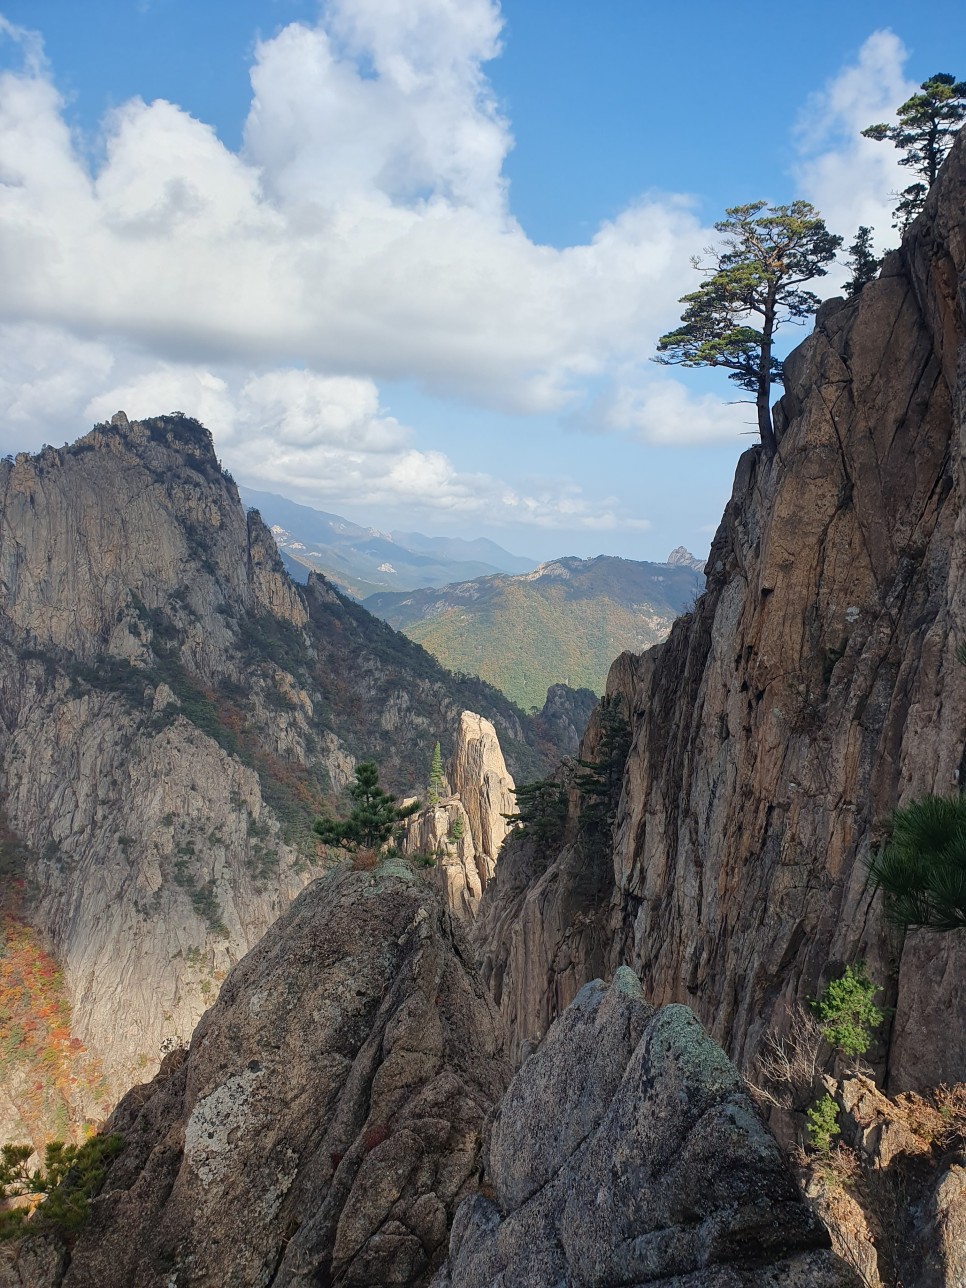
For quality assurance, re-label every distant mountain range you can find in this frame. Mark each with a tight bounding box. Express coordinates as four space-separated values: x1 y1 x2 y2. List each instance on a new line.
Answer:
364 554 705 709
239 488 536 596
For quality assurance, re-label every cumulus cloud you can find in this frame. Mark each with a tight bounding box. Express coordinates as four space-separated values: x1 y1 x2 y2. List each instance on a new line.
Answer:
0 332 646 531
597 379 754 446
0 1 707 418
793 31 916 256
0 11 923 536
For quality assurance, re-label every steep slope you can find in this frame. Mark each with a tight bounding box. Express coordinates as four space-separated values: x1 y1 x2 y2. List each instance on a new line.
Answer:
475 129 966 1091
5 872 853 1288
365 554 704 708
0 414 555 1139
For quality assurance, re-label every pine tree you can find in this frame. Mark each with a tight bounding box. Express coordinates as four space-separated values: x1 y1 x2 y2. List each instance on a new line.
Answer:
313 762 419 852
867 794 966 931
656 202 841 455
428 741 444 808
574 694 632 858
863 73 966 231
843 226 881 299
503 778 568 853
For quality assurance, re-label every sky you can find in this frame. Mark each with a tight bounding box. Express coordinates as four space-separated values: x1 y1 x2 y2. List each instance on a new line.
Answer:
0 1 963 562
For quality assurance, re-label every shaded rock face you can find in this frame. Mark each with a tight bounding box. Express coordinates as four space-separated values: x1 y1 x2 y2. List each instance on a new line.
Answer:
50 868 509 1288
801 1075 966 1288
533 682 598 758
476 131 966 1089
437 970 855 1287
471 661 640 1061
0 415 554 1139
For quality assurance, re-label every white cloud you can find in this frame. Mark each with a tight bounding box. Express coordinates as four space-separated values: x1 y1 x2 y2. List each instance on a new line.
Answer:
0 334 644 532
0 4 709 418
793 31 916 255
569 376 752 447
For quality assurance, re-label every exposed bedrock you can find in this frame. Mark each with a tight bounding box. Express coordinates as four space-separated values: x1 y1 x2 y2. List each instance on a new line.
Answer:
436 969 856 1287
475 130 966 1091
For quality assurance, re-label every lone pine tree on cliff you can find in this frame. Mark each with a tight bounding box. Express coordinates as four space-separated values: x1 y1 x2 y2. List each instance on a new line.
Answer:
863 72 966 231
655 201 841 456
314 761 419 852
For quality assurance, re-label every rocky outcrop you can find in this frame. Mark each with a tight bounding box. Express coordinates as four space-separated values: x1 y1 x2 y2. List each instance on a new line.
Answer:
666 545 706 572
533 682 598 757
0 415 556 1140
401 711 517 920
33 867 508 1288
447 712 515 867
12 906 856 1288
437 969 855 1287
475 130 966 1090
402 797 486 920
804 1077 966 1288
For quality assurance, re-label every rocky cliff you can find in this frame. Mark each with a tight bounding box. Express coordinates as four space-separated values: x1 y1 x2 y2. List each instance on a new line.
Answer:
401 712 516 920
0 414 556 1142
0 870 855 1288
475 130 966 1090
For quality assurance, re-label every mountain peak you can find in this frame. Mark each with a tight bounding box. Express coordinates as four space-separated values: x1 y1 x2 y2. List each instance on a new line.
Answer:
666 545 704 571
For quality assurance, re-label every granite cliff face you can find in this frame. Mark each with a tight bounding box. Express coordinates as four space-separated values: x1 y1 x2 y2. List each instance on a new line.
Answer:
2 872 854 1288
402 712 516 920
0 414 554 1141
475 131 966 1089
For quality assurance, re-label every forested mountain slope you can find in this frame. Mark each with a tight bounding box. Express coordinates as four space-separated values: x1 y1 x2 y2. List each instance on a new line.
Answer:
365 554 704 708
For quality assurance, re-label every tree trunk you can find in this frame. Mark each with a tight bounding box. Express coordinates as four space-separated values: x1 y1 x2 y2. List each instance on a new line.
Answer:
757 301 778 456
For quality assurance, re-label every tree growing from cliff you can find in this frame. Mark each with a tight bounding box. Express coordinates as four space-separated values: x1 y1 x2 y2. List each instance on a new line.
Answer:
0 1135 124 1240
810 963 885 1060
427 742 445 808
575 694 632 858
867 794 966 931
313 762 419 853
863 73 966 231
504 777 568 857
843 226 881 299
655 202 842 456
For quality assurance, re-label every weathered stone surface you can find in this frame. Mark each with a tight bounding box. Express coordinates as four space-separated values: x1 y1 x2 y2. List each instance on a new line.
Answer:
475 131 966 1091
402 795 492 920
448 713 515 864
0 415 556 1139
437 972 856 1287
0 1236 65 1288
53 867 509 1288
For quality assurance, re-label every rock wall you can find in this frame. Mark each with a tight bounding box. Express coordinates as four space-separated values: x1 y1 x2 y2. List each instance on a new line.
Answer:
6 881 855 1288
475 132 966 1089
0 415 556 1141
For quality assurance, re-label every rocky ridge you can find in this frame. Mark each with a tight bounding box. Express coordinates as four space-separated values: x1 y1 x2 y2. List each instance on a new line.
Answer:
473 124 966 1093
0 414 557 1141
0 872 856 1288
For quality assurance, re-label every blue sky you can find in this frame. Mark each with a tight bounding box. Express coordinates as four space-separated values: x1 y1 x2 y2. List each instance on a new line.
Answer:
0 1 963 561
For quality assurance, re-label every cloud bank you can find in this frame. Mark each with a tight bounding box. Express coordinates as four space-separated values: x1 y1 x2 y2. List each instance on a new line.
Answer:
0 12 923 531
